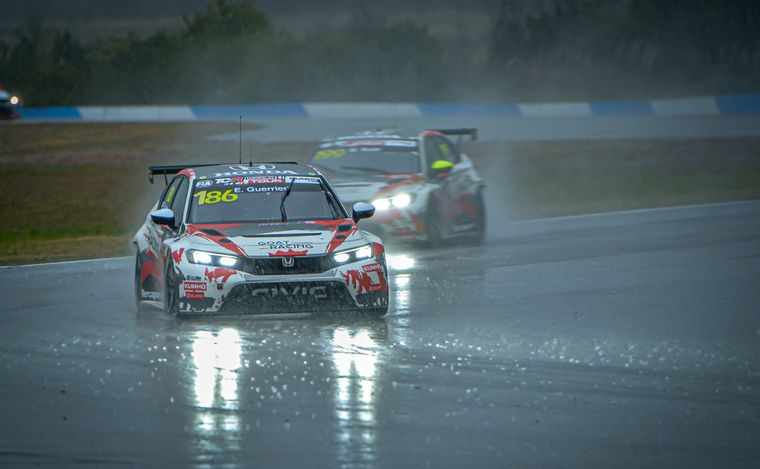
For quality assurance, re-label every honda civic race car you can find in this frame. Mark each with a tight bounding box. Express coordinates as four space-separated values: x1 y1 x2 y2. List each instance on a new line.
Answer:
133 162 389 316
308 128 486 246
0 85 20 120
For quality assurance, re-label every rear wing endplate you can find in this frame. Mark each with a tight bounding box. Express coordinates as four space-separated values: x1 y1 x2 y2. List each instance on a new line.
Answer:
148 164 215 184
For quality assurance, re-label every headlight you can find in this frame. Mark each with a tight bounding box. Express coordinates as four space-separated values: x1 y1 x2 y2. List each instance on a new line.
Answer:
372 193 413 211
187 249 240 268
10 96 19 105
371 198 391 211
332 244 374 265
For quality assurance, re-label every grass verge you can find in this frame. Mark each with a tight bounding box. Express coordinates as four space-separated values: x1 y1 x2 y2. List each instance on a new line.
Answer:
1 122 759 264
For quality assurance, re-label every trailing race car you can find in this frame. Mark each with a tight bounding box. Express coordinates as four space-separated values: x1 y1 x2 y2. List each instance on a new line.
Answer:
0 85 20 120
308 128 486 246
134 162 389 316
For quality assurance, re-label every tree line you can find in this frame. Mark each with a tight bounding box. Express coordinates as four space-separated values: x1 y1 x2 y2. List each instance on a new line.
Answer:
1 0 758 106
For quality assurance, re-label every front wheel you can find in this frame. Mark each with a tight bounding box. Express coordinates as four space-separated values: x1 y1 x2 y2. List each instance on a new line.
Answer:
422 200 443 248
364 306 388 318
467 190 487 245
164 262 181 316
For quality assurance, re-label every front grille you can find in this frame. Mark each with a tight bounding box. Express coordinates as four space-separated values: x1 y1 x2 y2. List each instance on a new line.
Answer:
220 281 355 313
241 256 328 275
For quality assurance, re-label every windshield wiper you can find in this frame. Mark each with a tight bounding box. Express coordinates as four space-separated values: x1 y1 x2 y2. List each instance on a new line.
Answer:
279 178 297 222
339 165 391 175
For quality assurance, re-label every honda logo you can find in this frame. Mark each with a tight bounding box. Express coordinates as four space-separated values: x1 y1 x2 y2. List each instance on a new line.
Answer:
281 257 295 268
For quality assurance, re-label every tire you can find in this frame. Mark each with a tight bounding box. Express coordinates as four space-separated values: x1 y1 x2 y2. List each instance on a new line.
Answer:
423 200 443 248
468 190 487 245
134 254 150 313
164 261 181 316
364 306 388 318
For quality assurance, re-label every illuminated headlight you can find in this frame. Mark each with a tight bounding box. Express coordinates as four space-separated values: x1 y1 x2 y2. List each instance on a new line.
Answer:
9 96 19 105
332 244 374 264
333 252 350 263
371 198 391 211
187 249 240 268
372 193 413 211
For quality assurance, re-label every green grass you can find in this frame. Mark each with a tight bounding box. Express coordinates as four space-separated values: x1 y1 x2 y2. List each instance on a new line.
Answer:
1 123 759 264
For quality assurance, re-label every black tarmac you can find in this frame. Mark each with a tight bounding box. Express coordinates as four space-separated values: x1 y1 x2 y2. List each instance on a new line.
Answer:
1 201 759 468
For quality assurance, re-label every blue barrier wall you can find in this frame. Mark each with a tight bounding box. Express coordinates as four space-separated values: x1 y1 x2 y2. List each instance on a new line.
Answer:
16 93 760 121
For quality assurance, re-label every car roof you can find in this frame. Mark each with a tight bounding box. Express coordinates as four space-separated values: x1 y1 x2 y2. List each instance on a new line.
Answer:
189 162 321 178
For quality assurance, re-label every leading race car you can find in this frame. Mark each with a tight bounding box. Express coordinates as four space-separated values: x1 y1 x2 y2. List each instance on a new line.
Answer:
308 128 486 246
134 162 389 316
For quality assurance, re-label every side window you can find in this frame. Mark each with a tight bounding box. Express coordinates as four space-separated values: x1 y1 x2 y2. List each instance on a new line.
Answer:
160 178 182 209
434 137 460 164
170 177 190 224
425 137 442 168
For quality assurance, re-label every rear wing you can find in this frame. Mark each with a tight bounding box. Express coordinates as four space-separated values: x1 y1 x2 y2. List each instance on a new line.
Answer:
148 162 302 184
429 128 478 142
148 164 215 184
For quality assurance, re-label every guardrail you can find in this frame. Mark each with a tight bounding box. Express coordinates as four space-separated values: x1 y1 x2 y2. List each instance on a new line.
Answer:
16 93 760 121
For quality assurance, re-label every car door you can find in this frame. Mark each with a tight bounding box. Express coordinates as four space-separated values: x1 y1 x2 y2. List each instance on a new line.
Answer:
148 176 189 285
425 136 475 233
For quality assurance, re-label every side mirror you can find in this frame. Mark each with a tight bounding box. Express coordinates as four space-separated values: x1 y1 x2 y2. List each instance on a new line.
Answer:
352 202 375 223
150 208 175 227
431 160 454 178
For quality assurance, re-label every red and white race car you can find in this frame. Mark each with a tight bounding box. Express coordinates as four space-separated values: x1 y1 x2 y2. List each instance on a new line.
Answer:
309 128 486 246
133 162 389 316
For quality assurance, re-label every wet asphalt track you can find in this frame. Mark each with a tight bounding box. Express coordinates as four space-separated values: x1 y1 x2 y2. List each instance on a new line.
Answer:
1 201 759 468
212 115 760 142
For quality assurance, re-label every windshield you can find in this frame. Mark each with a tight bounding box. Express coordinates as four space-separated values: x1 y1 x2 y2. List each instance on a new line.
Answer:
188 175 344 224
310 144 421 175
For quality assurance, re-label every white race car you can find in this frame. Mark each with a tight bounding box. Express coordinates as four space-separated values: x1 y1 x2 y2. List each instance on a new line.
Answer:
134 162 389 316
309 128 486 246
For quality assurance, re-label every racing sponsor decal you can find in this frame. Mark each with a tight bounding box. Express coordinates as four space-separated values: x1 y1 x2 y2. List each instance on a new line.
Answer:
204 267 237 285
213 169 297 177
268 249 309 257
340 262 387 294
182 280 207 300
172 248 185 265
250 285 328 299
258 241 313 250
202 176 286 187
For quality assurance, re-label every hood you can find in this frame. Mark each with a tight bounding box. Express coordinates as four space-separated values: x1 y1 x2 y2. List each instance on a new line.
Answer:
328 173 424 203
182 219 364 257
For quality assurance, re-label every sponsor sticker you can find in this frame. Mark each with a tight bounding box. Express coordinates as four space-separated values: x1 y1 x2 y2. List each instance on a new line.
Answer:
183 281 207 300
258 241 314 250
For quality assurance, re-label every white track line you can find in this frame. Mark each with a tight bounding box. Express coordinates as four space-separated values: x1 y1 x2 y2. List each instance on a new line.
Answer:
510 199 759 225
0 256 131 269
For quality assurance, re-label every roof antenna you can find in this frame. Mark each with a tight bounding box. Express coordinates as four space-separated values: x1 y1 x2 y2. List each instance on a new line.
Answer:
249 145 253 166
238 115 242 164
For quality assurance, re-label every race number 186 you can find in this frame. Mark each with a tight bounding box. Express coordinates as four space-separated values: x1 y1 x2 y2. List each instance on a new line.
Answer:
193 190 238 205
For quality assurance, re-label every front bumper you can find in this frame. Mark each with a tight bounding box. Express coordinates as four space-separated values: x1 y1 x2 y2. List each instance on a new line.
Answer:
175 256 389 314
